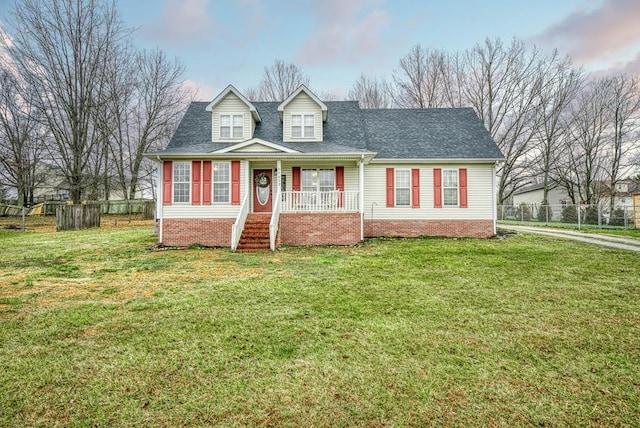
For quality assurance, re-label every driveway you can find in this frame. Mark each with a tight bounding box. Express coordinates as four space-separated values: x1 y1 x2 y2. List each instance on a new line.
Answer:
499 225 640 252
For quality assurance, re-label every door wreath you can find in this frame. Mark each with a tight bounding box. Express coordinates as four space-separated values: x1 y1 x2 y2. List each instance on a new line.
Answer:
255 173 270 188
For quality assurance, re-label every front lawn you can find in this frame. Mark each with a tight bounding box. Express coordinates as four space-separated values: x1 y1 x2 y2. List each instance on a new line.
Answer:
1 226 638 426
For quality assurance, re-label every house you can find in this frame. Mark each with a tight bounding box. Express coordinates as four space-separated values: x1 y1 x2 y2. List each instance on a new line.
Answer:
511 182 570 207
146 84 504 250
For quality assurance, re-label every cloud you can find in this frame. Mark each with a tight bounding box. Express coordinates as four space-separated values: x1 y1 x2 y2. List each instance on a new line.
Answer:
181 79 215 101
534 0 640 65
144 0 215 47
296 0 391 66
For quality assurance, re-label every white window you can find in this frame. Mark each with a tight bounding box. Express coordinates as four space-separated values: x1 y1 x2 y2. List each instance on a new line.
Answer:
302 168 334 192
292 114 314 138
173 162 190 203
443 169 458 206
213 162 230 203
220 114 243 138
395 169 411 206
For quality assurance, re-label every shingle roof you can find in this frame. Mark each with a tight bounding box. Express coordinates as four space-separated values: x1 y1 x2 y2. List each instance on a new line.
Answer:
157 101 503 160
362 108 503 159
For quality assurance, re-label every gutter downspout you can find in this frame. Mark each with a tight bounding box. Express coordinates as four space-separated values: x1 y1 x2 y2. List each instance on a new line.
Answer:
156 156 163 243
359 155 365 241
492 162 497 235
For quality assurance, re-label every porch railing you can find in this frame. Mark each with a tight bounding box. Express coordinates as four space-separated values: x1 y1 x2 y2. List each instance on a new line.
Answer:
269 187 282 251
281 190 359 212
231 193 250 251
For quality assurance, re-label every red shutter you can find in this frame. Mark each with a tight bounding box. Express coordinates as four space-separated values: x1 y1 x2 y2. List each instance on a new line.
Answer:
459 168 468 208
411 168 420 208
292 167 301 191
202 161 212 205
386 168 394 207
162 161 172 205
433 168 442 208
336 166 344 208
191 161 201 205
231 160 241 205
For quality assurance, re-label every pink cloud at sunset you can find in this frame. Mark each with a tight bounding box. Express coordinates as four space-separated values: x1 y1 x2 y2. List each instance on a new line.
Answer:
296 0 391 66
144 0 215 46
535 0 640 66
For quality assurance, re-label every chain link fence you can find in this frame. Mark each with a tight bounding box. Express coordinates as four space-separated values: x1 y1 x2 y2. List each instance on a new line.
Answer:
498 203 637 229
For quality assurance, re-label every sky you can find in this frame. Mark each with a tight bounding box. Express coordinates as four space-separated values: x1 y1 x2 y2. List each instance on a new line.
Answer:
1 0 640 101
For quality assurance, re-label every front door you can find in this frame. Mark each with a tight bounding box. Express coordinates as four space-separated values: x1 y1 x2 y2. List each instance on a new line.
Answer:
253 169 272 212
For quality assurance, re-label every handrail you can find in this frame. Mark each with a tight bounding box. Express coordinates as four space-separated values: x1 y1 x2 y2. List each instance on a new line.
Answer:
269 187 282 251
280 190 359 212
231 193 250 251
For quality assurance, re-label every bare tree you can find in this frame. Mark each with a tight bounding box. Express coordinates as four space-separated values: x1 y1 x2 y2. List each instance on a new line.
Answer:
392 45 447 108
463 38 545 203
347 73 394 108
252 60 310 102
603 75 640 214
438 51 468 108
5 0 128 203
559 78 611 204
532 53 584 205
102 48 188 200
0 69 44 206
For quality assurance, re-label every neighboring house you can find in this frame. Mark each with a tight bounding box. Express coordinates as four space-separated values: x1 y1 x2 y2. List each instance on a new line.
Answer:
512 180 639 211
146 84 504 250
511 183 570 207
604 180 640 212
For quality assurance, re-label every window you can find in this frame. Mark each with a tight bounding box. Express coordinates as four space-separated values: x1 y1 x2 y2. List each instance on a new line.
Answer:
395 169 411 206
443 169 458 206
213 162 230 203
173 162 190 203
220 114 243 138
292 114 314 138
302 168 334 192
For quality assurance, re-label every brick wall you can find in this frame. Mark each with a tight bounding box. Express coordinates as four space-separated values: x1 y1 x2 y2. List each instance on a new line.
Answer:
364 219 494 239
162 218 234 247
279 213 361 246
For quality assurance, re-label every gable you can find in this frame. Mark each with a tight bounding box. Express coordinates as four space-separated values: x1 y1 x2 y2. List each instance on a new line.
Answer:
213 139 300 154
210 92 254 142
281 92 324 142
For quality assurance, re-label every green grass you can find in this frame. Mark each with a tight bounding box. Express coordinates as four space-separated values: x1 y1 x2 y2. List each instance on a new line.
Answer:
1 227 639 426
499 219 640 238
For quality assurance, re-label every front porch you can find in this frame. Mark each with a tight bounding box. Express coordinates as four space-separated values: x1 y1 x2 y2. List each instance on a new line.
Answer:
232 189 363 251
231 158 366 251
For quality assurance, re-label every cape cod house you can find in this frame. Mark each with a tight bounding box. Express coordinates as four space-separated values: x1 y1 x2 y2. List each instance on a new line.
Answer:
146 84 504 251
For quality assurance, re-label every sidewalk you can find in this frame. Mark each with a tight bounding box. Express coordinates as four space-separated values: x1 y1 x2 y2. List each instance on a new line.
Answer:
499 225 640 252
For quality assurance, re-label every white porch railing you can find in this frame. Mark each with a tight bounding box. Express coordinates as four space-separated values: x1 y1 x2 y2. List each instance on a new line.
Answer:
280 191 359 212
269 187 282 251
231 194 250 251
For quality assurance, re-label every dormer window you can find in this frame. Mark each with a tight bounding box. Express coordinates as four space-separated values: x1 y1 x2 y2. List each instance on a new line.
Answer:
220 114 243 139
292 114 314 139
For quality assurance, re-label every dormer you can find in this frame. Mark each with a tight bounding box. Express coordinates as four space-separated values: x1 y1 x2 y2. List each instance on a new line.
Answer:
206 85 261 142
278 85 327 142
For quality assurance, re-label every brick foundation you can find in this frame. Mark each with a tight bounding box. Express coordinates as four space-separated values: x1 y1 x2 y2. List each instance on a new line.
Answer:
279 213 361 246
162 218 234 247
364 219 495 239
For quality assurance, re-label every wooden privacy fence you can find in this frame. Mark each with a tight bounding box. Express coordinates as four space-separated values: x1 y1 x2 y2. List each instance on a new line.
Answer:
1 199 155 218
56 204 101 231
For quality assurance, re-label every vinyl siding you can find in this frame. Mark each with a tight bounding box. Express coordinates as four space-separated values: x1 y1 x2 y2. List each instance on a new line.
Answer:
211 92 253 141
363 164 495 220
162 160 247 219
278 162 358 193
282 92 323 142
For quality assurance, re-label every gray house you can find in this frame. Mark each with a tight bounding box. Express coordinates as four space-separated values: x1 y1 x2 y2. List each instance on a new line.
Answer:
146 84 504 250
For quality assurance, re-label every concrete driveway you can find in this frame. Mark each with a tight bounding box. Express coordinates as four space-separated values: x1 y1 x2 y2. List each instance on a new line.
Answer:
499 225 640 252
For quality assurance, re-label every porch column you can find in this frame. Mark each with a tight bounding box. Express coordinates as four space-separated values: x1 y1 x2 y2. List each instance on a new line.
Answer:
244 160 251 200
359 157 365 241
276 159 282 193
